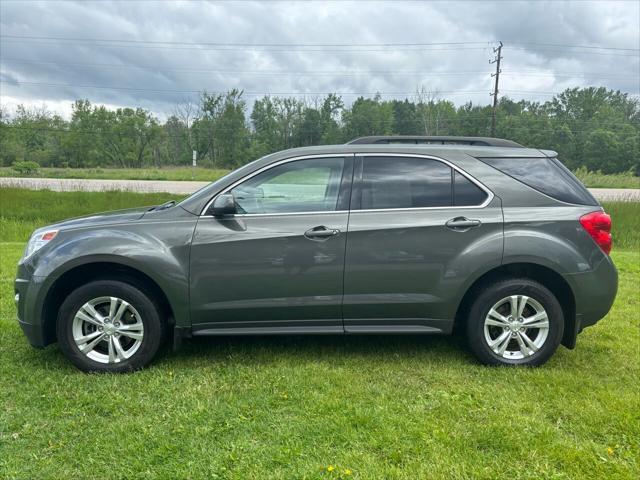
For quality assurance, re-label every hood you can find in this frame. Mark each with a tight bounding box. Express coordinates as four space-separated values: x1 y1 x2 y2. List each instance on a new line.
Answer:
36 206 151 233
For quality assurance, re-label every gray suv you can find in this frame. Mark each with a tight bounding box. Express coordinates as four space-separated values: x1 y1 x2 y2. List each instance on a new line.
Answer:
15 136 618 372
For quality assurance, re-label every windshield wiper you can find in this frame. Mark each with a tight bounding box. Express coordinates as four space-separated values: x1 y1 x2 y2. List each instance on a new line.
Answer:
149 200 176 211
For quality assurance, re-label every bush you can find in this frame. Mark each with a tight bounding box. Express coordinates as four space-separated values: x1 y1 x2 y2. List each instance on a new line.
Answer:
11 161 40 175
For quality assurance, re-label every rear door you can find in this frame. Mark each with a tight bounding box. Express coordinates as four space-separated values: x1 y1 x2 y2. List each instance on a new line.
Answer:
189 155 353 334
343 154 503 333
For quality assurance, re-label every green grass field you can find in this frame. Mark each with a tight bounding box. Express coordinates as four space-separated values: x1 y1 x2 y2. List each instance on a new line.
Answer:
0 189 184 243
573 168 639 189
0 188 637 250
0 189 638 478
1 166 638 189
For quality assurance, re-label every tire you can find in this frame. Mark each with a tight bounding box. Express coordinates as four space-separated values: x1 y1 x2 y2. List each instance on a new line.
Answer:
57 280 166 372
465 278 564 366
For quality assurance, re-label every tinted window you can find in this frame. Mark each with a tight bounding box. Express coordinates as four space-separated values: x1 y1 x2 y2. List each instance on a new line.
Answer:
361 157 452 209
454 171 488 206
232 157 345 214
479 157 598 206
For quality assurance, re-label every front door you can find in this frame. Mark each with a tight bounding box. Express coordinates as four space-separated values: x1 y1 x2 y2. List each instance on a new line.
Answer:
190 155 353 334
343 154 503 333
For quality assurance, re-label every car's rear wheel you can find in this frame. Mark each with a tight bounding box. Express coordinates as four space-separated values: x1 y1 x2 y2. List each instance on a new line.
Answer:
57 280 165 372
465 278 564 366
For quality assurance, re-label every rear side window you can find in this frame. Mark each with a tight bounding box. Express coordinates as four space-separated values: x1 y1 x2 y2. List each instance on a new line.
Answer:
479 157 598 206
360 156 489 209
362 157 451 209
454 171 488 206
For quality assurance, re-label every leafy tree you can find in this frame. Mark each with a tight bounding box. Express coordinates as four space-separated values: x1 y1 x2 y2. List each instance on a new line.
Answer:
343 95 394 138
0 87 637 175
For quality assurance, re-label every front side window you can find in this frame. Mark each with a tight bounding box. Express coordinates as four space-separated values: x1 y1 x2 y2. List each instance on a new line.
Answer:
361 156 453 209
231 157 345 214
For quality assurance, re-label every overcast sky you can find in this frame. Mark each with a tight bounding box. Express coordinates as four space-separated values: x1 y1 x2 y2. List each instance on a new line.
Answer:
1 0 638 119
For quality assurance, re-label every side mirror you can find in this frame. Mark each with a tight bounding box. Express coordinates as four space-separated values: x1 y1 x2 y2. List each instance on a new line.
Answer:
209 193 237 217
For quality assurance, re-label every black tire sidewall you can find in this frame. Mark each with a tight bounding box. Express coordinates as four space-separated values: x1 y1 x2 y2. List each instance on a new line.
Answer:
57 280 163 372
466 279 564 366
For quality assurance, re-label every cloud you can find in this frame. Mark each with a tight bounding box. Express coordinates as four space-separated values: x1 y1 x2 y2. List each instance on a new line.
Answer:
1 0 638 118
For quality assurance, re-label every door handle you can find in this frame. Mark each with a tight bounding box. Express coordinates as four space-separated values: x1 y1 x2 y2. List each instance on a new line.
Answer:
445 217 481 231
304 226 340 240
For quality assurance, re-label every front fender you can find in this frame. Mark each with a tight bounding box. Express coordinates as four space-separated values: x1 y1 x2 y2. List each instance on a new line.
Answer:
30 222 193 328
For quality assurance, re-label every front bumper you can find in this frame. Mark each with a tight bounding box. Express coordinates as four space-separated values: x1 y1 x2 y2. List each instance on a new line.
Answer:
14 272 51 348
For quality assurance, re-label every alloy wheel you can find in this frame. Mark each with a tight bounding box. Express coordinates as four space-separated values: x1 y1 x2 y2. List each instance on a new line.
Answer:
72 296 144 364
483 295 550 360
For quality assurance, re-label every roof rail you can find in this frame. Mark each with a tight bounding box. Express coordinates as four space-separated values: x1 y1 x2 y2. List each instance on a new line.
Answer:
346 135 524 148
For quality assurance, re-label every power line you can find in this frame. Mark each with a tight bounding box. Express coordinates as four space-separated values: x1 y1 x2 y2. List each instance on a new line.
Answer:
0 59 494 77
3 35 638 56
0 80 584 100
507 41 639 53
5 80 638 107
0 34 490 48
0 79 497 96
504 46 639 58
0 43 491 54
0 37 491 53
1 79 581 97
2 58 638 79
3 34 637 53
501 71 638 79
3 42 636 57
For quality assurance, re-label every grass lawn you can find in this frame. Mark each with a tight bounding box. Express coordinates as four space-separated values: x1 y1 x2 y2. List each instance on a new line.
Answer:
573 169 639 190
0 188 638 250
0 189 638 478
1 166 638 189
0 189 185 243
1 247 638 479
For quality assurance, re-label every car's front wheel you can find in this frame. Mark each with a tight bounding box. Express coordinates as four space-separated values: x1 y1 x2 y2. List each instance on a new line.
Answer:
466 278 564 366
57 280 165 372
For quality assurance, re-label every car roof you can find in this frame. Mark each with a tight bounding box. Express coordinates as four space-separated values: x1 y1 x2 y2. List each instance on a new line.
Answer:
347 135 524 148
263 144 551 160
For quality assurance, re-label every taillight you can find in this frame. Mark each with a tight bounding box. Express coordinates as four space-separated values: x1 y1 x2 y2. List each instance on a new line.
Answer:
580 211 612 255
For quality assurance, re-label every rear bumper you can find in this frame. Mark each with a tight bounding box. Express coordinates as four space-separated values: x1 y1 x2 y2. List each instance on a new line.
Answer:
563 254 618 338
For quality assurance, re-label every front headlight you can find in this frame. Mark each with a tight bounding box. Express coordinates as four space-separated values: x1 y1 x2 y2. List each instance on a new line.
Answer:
23 230 58 260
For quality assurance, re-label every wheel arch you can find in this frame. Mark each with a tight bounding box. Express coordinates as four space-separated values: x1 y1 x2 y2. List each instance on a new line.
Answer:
454 262 577 349
40 260 176 346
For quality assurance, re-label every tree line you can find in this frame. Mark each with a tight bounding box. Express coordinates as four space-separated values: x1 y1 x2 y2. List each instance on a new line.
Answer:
0 86 638 174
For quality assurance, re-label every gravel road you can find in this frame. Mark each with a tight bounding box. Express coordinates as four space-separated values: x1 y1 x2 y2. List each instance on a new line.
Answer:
1 177 639 202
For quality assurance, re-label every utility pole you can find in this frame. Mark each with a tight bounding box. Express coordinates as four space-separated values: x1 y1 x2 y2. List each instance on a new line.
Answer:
490 41 503 137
